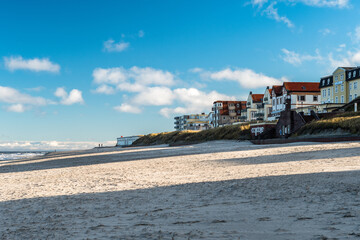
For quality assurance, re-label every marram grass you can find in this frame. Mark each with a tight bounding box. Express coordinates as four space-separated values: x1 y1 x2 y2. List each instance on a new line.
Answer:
132 124 251 146
295 114 360 136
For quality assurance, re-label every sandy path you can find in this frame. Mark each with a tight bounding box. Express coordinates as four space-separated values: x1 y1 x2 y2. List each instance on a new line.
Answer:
1 140 360 239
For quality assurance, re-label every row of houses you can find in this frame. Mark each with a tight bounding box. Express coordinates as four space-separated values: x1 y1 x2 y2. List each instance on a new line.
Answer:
174 67 360 131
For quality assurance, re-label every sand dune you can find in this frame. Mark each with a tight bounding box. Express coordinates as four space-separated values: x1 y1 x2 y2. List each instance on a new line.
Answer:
1 140 360 239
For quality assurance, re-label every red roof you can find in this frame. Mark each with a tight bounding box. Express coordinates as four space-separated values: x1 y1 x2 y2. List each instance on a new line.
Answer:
272 85 283 96
268 89 273 95
283 82 320 92
251 94 264 102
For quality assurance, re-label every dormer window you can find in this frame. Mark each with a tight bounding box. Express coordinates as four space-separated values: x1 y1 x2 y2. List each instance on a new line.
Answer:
301 86 306 90
348 72 352 78
327 79 330 84
322 80 325 86
354 71 357 78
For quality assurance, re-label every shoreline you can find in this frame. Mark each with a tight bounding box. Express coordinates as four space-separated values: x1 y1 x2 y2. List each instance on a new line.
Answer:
1 140 360 239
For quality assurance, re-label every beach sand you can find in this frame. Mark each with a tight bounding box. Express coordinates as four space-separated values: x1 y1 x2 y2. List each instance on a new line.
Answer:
1 140 360 239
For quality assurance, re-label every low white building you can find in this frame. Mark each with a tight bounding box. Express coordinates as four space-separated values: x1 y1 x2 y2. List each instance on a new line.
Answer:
117 136 140 147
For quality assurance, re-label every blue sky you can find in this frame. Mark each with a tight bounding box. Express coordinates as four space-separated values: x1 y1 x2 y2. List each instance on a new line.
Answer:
1 0 360 148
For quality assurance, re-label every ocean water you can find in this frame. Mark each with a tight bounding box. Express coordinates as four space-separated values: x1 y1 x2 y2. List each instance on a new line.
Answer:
0 152 46 161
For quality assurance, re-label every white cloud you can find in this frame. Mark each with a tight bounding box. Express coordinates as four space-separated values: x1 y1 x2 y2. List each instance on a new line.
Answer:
319 28 333 36
0 140 116 151
92 66 176 94
348 26 360 43
138 30 145 38
103 39 130 52
281 48 323 65
328 51 360 69
114 103 142 114
298 0 349 8
208 68 288 89
132 87 175 106
250 0 349 28
0 86 49 106
160 88 235 118
6 104 26 113
189 67 204 73
263 2 294 28
4 56 60 73
55 87 84 105
93 85 115 95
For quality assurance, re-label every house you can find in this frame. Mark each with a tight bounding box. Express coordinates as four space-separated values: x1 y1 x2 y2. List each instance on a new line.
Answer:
263 86 274 121
174 113 209 131
246 92 264 121
212 101 247 127
271 82 321 119
320 67 360 105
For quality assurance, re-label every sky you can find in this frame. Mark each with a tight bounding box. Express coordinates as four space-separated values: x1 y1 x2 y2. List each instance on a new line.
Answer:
1 0 360 150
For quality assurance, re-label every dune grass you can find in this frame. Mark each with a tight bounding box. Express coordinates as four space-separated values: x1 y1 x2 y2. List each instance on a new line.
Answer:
295 113 360 136
132 124 251 146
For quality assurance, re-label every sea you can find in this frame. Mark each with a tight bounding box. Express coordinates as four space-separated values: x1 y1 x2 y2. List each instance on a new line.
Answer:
0 151 47 161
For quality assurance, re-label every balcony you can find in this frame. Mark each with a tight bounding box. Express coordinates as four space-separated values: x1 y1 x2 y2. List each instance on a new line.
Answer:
255 112 264 117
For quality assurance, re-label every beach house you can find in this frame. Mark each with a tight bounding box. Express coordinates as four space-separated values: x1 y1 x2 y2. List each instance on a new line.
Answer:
212 101 246 127
246 92 264 121
270 82 321 119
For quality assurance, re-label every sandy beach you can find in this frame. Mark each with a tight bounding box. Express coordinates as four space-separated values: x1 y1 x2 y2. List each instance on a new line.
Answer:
1 140 360 239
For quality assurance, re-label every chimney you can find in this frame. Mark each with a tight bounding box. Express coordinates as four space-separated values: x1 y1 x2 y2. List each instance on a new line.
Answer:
266 86 269 89
250 91 252 94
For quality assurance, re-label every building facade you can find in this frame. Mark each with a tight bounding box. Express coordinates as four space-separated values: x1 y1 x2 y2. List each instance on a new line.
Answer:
174 113 210 131
212 101 246 127
246 92 264 121
271 82 320 118
320 67 360 105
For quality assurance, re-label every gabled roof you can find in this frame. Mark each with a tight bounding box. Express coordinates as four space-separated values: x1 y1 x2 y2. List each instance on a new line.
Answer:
272 85 283 96
283 82 320 92
268 89 273 95
251 94 264 102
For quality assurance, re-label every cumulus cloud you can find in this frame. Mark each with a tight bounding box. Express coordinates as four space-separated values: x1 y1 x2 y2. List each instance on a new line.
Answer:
281 48 323 65
6 104 26 113
4 56 60 73
208 68 288 89
103 39 130 52
93 85 116 95
298 0 349 8
114 103 142 114
159 88 236 118
138 30 145 38
92 66 176 94
132 87 175 106
55 87 84 105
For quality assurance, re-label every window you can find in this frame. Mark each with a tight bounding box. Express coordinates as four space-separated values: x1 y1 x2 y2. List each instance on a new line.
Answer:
298 95 305 101
348 72 352 78
341 74 344 80
322 90 326 97
341 95 344 103
355 94 358 99
349 82 352 90
322 80 325 86
341 84 344 92
353 71 356 78
236 103 239 107
328 88 330 96
335 85 338 93
223 116 226 120
355 82 358 89
350 95 353 102
327 78 330 84
313 96 318 102
335 96 338 103
335 76 338 81
237 110 241 114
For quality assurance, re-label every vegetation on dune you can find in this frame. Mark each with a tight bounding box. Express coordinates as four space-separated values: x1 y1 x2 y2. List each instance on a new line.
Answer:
132 124 251 146
295 113 360 136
